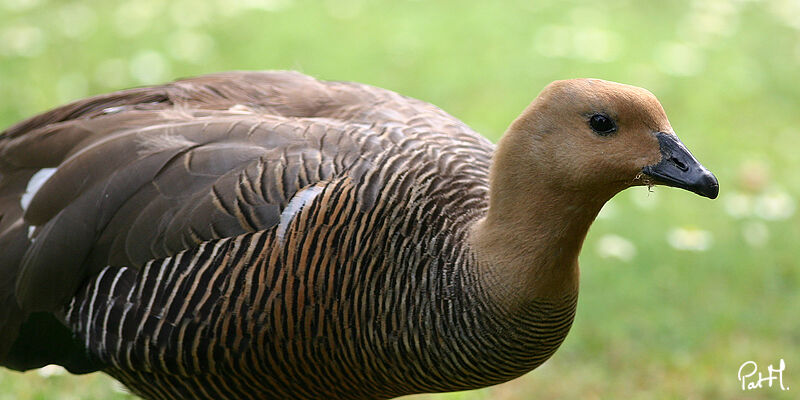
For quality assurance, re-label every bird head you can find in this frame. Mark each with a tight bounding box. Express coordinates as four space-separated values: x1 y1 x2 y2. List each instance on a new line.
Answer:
498 78 718 201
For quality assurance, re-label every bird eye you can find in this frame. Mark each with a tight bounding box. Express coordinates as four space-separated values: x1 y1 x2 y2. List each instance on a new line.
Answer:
589 113 617 135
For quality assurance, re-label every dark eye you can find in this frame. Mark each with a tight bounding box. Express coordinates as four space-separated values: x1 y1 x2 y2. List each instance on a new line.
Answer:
589 113 617 135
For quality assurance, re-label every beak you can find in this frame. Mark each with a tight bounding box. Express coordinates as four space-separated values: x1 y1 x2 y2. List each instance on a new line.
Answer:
642 132 719 199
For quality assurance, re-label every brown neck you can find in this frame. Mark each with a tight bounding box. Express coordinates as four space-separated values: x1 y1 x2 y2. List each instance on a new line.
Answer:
469 128 615 309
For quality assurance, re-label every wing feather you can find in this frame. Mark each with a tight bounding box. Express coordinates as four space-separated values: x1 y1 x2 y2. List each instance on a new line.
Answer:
0 70 487 366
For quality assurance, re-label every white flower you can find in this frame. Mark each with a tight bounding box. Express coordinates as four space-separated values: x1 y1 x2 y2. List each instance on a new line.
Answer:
0 24 45 57
667 227 713 251
596 234 636 262
754 190 795 220
723 192 753 219
742 221 769 248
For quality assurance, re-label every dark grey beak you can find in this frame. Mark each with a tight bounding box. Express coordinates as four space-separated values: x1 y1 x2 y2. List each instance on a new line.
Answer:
642 132 719 199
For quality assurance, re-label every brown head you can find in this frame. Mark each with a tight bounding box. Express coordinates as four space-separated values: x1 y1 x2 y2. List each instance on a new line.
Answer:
492 78 718 211
475 78 718 301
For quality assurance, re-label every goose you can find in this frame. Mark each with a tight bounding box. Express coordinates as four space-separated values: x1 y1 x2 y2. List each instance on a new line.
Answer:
0 71 718 399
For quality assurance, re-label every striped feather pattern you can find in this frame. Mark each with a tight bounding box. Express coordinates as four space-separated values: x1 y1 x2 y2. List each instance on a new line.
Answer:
64 154 577 399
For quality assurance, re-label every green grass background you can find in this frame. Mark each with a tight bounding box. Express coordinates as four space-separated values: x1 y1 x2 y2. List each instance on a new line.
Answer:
0 0 798 398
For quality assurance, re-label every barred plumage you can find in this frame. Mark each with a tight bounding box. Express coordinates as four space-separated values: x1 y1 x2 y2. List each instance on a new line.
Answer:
0 71 717 399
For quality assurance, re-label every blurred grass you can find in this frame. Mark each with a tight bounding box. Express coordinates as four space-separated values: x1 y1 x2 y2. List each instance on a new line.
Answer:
0 0 798 399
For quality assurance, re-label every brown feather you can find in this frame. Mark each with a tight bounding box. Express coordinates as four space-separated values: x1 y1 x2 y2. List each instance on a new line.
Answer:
0 71 484 361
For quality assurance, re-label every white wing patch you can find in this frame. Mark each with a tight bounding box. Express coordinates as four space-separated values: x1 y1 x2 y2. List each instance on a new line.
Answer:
276 184 325 244
20 168 58 211
227 104 256 114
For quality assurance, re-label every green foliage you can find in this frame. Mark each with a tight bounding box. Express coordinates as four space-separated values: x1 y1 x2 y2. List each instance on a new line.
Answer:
1 0 797 398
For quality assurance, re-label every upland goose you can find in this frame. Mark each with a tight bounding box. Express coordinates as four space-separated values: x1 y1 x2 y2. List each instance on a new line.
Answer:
0 71 718 399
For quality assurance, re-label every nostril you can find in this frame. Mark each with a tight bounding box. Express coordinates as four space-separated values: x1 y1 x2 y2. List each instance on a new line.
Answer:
670 156 688 172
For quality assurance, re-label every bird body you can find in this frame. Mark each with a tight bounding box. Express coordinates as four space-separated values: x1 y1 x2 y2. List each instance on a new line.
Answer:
0 71 717 399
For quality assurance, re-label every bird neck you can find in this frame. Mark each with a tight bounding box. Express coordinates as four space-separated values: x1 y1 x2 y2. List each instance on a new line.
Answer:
469 134 611 311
